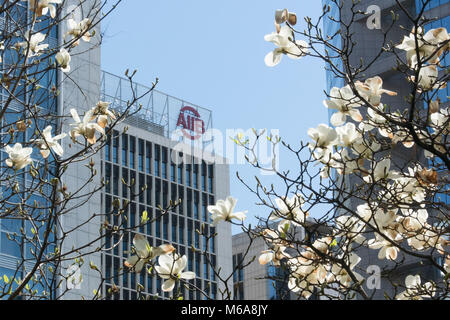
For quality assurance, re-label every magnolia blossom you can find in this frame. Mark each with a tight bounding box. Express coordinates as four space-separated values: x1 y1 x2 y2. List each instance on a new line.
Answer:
207 196 247 226
65 18 92 46
264 26 308 67
324 85 363 126
335 122 361 148
363 158 398 183
335 215 366 244
92 101 116 128
270 194 308 225
410 64 447 91
26 0 62 18
287 237 332 299
16 31 48 57
259 227 292 266
368 233 402 261
32 125 66 158
327 252 364 288
396 275 435 300
4 143 33 170
430 107 449 132
396 27 450 68
55 48 71 73
307 124 337 149
155 253 195 292
355 76 397 106
69 108 105 144
124 234 175 273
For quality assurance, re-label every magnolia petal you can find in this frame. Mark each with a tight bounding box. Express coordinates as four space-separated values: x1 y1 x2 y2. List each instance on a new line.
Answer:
264 50 282 67
161 279 176 292
180 271 196 280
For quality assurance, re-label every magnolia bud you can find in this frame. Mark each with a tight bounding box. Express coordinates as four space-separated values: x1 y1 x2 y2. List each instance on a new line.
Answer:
275 9 288 24
287 12 297 25
16 120 27 132
429 99 440 114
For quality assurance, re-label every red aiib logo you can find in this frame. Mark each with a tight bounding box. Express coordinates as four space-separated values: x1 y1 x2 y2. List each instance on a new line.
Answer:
176 106 205 140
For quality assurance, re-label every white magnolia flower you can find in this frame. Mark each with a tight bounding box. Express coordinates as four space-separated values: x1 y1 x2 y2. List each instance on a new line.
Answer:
259 226 292 266
155 253 195 292
368 228 402 261
55 48 71 73
207 196 247 226
26 0 62 18
363 158 398 183
411 64 446 91
405 225 448 253
430 107 449 132
270 194 308 225
17 31 48 57
124 234 175 273
355 76 397 106
92 101 116 128
69 108 105 144
4 143 33 170
307 124 337 149
396 275 435 300
396 27 450 68
324 85 363 126
264 25 308 67
32 125 66 158
335 122 362 148
65 18 92 46
328 252 364 288
335 215 366 244
287 242 330 299
398 208 428 233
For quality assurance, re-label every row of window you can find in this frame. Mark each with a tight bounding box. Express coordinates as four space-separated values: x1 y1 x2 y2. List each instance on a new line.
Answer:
104 168 216 222
104 132 214 193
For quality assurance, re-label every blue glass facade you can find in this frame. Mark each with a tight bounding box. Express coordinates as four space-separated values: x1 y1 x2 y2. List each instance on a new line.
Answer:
0 1 58 299
417 0 450 205
322 0 345 121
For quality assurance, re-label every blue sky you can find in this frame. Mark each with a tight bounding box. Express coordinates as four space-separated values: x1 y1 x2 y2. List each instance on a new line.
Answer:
101 1 328 234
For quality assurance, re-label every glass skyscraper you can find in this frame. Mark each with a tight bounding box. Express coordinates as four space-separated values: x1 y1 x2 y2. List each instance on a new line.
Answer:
0 0 58 299
321 0 449 299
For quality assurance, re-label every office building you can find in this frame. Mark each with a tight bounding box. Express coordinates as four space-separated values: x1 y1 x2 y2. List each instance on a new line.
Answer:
100 71 232 300
321 0 448 299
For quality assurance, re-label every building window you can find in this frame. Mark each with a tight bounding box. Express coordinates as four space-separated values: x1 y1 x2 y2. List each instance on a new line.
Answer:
202 196 207 222
113 133 119 164
154 145 160 177
171 214 177 243
105 134 111 162
178 165 182 184
162 147 168 179
122 134 128 167
105 163 111 193
193 165 198 189
170 163 175 182
208 164 214 193
146 142 152 174
194 192 199 220
138 139 144 171
186 164 191 186
178 186 184 215
129 136 136 169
